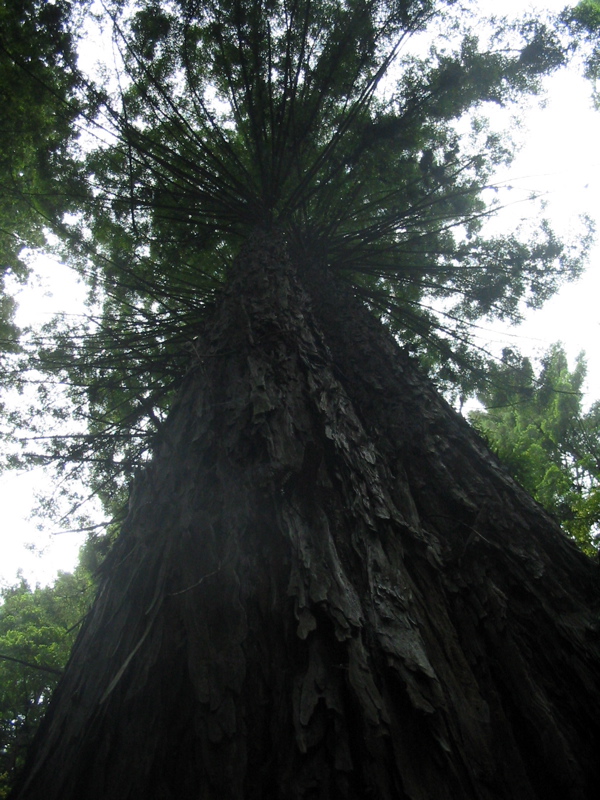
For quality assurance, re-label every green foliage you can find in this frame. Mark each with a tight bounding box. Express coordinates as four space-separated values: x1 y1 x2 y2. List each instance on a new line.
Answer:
0 0 591 523
562 1 600 104
470 344 600 554
0 568 94 796
0 0 85 353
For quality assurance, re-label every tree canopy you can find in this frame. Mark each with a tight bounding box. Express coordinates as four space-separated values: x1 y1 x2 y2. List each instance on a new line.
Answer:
0 0 594 528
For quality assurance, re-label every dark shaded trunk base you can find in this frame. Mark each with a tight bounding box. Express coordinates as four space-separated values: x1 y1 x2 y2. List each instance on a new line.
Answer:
13 234 600 799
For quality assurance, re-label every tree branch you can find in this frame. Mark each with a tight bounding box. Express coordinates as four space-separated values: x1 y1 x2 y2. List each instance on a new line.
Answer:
0 653 64 677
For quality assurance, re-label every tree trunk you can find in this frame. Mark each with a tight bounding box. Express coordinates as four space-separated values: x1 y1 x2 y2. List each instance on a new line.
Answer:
12 233 600 799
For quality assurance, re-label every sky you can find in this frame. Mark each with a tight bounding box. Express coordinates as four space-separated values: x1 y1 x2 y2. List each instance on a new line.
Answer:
0 261 91 587
472 67 600 403
1 0 600 588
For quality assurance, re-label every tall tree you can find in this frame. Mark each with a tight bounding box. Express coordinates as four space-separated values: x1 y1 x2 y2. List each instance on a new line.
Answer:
5 1 600 798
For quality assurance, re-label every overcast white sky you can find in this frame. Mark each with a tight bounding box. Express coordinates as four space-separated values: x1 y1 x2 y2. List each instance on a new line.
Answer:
1 0 599 588
474 67 600 402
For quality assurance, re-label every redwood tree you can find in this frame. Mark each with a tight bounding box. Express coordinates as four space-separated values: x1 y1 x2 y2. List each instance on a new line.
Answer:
5 1 600 798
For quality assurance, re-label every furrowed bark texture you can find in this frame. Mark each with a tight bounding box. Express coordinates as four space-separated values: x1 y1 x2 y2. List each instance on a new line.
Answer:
13 234 600 799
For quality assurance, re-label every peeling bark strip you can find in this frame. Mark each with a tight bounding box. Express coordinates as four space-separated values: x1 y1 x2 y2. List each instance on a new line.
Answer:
13 234 600 799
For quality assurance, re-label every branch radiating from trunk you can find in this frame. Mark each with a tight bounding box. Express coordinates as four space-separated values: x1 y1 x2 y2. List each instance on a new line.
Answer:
12 234 600 800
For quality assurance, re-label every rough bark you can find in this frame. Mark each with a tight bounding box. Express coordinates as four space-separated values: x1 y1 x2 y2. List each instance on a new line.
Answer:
12 233 600 799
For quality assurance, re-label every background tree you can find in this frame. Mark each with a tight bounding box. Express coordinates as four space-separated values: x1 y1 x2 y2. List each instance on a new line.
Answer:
2 1 600 798
0 568 92 797
471 344 600 554
563 0 600 103
0 0 83 352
